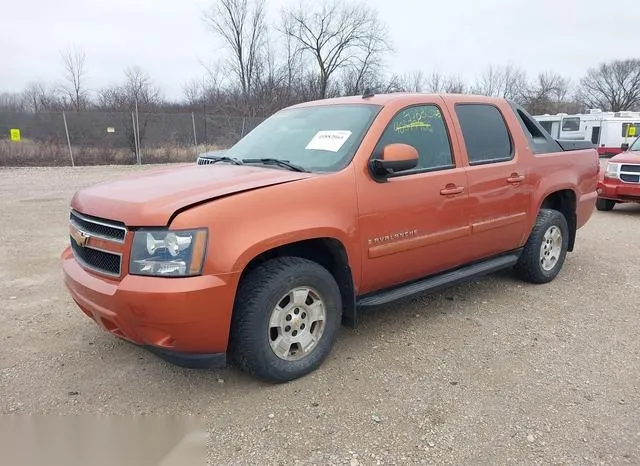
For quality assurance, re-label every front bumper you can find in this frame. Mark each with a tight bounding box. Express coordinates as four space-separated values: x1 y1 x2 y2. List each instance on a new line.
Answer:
598 178 640 202
61 247 239 365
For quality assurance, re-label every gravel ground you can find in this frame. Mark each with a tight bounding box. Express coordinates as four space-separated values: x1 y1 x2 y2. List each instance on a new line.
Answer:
1 165 639 465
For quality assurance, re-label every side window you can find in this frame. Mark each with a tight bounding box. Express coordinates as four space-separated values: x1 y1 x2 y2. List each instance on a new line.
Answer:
373 105 454 171
455 104 513 164
510 104 563 155
562 117 580 131
622 123 639 138
539 121 553 134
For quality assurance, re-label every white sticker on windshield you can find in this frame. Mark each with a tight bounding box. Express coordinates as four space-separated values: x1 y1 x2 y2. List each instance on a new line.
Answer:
305 130 352 152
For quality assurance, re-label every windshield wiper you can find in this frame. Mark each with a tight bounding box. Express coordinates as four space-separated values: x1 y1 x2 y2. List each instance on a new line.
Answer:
242 158 309 173
201 156 244 166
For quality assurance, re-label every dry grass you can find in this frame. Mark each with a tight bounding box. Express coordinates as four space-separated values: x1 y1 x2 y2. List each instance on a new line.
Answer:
0 139 223 167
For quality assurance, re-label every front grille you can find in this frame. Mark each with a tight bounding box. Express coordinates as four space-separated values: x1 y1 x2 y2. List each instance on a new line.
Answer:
69 210 126 277
70 211 126 242
621 173 640 183
621 164 640 173
197 156 217 165
70 237 121 276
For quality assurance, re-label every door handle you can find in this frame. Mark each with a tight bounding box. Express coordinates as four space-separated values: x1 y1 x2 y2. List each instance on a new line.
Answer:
507 174 525 184
440 185 465 196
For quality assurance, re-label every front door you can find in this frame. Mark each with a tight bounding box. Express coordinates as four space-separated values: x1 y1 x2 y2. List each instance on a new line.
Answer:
356 100 472 295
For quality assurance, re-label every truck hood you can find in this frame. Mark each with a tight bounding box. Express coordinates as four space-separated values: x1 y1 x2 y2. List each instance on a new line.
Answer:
609 151 640 164
71 163 316 226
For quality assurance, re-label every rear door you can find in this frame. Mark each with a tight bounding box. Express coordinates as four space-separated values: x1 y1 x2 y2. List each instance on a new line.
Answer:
449 101 533 261
356 99 472 294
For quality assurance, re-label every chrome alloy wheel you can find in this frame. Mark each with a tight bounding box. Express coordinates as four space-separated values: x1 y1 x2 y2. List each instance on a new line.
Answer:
268 287 326 361
540 225 562 271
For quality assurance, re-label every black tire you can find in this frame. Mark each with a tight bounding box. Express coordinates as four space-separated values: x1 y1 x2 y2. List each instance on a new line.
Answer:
229 256 342 383
596 198 616 211
514 209 569 284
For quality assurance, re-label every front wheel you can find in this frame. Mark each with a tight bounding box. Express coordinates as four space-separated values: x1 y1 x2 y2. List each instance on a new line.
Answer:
514 209 569 284
229 256 342 383
596 198 616 211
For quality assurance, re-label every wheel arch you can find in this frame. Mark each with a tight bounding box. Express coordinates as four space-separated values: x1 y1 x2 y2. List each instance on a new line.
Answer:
537 188 577 251
235 236 358 328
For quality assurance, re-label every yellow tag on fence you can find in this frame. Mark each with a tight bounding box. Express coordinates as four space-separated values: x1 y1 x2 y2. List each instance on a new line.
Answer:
10 128 21 142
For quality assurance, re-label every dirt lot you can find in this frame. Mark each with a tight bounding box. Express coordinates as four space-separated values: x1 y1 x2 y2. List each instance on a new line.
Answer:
1 165 639 465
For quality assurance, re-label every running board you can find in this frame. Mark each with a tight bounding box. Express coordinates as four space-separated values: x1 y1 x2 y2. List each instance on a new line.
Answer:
356 253 520 308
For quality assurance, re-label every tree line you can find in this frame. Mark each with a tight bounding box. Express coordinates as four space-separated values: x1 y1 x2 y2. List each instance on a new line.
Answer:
1 0 639 118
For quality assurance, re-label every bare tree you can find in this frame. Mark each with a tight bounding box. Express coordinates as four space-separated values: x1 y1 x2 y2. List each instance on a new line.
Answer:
283 32 304 93
96 86 122 110
425 71 446 93
199 58 229 101
20 81 65 112
425 71 467 94
384 71 425 93
22 82 47 112
445 76 467 94
385 71 466 95
204 0 267 98
341 28 391 95
124 66 162 109
96 67 162 111
60 45 88 111
472 64 527 102
577 59 640 112
522 72 571 114
0 92 27 111
281 0 391 99
183 79 204 107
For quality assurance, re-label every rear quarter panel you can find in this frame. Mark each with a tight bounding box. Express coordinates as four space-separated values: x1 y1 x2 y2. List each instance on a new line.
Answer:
527 149 599 230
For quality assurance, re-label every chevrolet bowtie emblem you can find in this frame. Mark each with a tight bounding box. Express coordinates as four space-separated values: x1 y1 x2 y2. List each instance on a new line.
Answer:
71 228 90 248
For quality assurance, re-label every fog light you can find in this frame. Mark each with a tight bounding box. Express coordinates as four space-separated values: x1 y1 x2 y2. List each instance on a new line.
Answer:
597 188 603 195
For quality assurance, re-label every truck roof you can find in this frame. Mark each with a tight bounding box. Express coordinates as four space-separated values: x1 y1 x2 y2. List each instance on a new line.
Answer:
288 92 508 109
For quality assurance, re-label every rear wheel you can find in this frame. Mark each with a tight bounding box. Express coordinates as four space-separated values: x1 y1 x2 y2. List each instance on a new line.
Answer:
596 198 616 211
229 256 342 382
514 209 569 284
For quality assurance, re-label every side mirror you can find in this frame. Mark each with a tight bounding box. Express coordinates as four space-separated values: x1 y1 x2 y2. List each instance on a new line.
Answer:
621 143 630 152
369 143 419 180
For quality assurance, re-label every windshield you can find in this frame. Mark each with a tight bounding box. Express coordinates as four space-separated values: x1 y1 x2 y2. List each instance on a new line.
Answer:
630 136 640 152
224 104 382 172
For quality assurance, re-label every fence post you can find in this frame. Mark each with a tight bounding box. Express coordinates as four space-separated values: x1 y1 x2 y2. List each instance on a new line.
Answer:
62 110 75 167
135 99 142 165
131 112 140 164
191 112 198 155
240 117 246 138
202 78 207 144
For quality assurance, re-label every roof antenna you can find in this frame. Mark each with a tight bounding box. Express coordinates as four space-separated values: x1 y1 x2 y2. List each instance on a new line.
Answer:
362 88 375 99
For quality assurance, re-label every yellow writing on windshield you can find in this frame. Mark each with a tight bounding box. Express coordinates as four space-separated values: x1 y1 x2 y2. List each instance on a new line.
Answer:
393 107 442 134
394 121 432 133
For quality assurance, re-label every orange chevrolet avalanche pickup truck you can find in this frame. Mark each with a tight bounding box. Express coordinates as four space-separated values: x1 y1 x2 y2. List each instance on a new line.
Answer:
61 93 599 382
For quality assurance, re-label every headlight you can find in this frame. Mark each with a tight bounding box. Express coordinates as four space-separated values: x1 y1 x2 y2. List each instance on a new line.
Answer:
130 228 208 277
605 162 620 179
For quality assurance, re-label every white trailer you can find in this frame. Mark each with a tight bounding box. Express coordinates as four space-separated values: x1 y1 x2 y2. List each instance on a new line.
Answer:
534 109 640 156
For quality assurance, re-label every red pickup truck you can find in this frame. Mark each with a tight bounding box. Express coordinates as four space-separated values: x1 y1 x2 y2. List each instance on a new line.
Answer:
596 136 640 210
61 93 599 382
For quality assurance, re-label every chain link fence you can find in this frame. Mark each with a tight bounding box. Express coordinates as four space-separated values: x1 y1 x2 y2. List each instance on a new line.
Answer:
0 111 265 167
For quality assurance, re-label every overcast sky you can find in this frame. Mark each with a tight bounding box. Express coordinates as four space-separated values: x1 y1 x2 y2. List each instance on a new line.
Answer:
1 0 636 100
